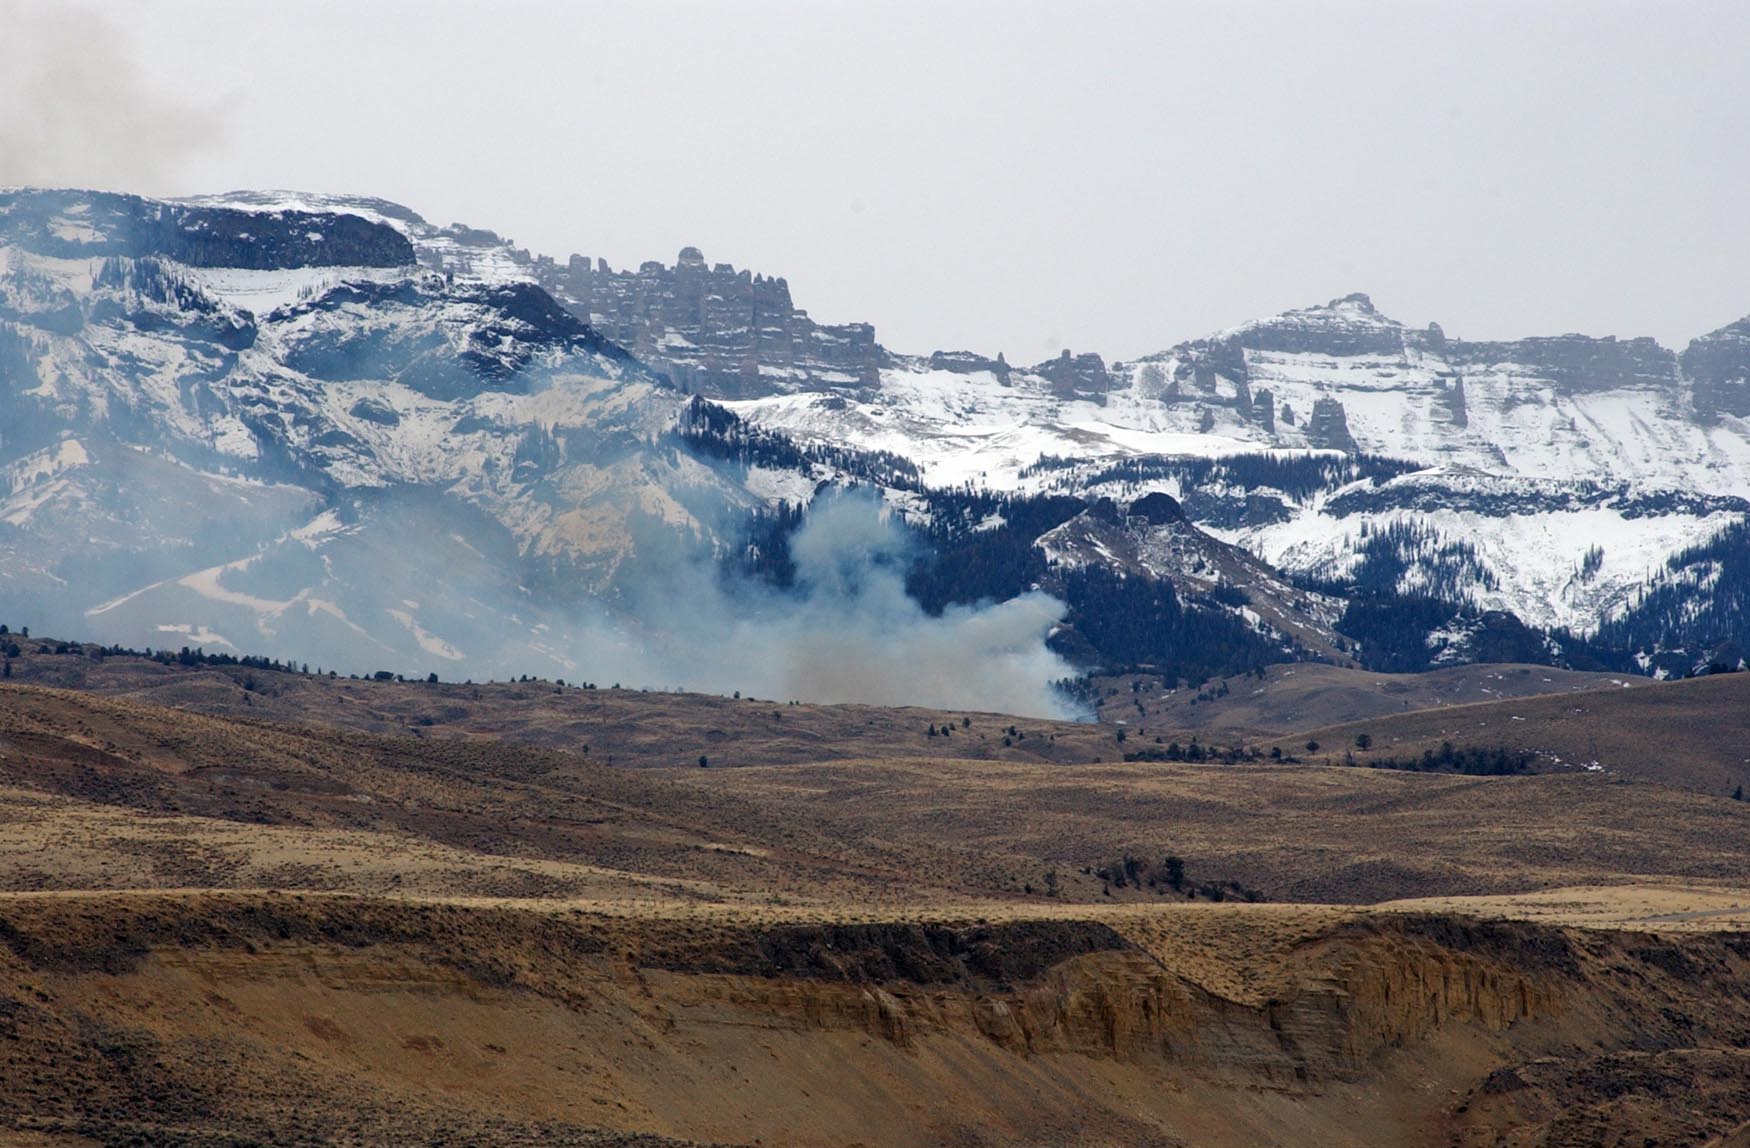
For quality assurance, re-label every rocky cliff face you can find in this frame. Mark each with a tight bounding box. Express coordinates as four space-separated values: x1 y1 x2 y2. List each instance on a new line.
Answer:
175 193 892 399
536 246 886 398
1036 348 1114 402
1450 332 1678 396
1232 291 1415 358
1121 293 1700 455
1 188 414 269
1683 315 1750 421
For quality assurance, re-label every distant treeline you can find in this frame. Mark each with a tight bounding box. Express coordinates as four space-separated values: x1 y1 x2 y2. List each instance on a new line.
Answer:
1021 451 1419 502
673 395 922 490
5 635 317 675
1353 742 1535 776
1122 741 1274 764
1583 518 1750 666
0 629 608 691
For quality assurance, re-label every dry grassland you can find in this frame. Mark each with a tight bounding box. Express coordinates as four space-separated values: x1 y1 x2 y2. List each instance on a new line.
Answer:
3 653 1750 1147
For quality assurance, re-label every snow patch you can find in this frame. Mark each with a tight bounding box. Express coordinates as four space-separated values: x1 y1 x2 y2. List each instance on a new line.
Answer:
385 608 464 661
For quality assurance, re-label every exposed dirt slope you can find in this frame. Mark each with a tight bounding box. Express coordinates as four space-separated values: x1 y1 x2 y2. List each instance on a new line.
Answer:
2 892 1749 1148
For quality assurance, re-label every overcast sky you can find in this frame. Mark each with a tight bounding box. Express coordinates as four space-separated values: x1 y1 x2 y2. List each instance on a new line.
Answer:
4 0 1747 360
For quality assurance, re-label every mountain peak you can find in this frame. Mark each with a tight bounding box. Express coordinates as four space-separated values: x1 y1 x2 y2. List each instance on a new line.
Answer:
1290 291 1393 324
1197 289 1408 360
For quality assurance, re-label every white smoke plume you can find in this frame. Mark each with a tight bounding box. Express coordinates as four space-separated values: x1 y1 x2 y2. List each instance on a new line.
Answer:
0 1 224 192
591 491 1080 719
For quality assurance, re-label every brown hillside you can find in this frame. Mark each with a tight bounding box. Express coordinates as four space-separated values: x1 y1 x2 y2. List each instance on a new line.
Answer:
4 666 1750 1146
1087 661 1649 739
0 642 1115 768
5 681 1749 907
1273 670 1750 797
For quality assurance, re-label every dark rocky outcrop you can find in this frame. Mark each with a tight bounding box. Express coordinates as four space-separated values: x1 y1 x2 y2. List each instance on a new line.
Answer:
1306 396 1357 451
1129 491 1186 525
1251 386 1276 431
531 247 886 398
928 349 1012 383
1434 371 1468 427
1036 349 1112 402
1450 333 1678 395
0 189 413 269
348 397 401 427
1682 315 1750 421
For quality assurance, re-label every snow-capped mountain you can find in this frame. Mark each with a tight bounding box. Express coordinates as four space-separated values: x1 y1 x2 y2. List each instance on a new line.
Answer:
721 292 1750 640
4 185 1748 683
466 226 1747 647
0 189 849 676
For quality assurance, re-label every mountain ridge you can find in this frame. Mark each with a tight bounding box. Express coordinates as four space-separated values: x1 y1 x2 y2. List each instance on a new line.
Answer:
3 185 1748 688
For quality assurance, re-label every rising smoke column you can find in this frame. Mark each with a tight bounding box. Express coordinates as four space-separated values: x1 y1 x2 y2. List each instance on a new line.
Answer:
602 490 1080 718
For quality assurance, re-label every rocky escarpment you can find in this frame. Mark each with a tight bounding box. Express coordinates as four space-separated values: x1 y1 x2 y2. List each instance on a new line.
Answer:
0 188 414 269
1449 332 1678 395
1684 315 1750 421
1125 293 1429 435
645 915 1572 1083
535 246 886 398
1124 293 1695 443
928 348 1013 382
4 895 1750 1147
1036 348 1115 402
1232 291 1415 358
171 195 890 400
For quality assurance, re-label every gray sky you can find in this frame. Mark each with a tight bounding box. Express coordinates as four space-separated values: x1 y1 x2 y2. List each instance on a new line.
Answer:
5 0 1748 360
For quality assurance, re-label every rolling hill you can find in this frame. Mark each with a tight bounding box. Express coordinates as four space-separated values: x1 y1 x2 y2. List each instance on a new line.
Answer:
2 668 1750 1146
